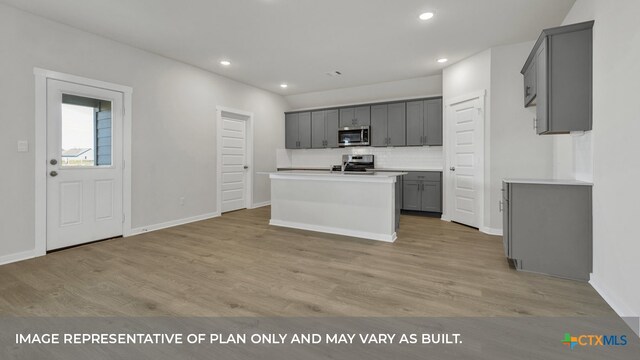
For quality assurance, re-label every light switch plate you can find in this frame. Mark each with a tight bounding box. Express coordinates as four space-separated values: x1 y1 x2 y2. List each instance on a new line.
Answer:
17 140 29 153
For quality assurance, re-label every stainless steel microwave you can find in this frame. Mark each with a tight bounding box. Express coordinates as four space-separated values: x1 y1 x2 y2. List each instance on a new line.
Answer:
338 126 370 147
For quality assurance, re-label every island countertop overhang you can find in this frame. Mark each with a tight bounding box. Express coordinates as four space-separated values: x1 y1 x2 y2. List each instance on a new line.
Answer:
261 171 407 184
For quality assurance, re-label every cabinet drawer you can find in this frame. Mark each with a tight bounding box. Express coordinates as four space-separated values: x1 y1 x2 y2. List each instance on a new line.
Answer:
403 171 441 182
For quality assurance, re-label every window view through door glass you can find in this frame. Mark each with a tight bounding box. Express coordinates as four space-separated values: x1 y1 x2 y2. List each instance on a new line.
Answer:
61 94 112 167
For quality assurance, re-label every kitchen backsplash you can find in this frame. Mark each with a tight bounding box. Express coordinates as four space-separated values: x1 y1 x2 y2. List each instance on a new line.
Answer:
277 147 444 170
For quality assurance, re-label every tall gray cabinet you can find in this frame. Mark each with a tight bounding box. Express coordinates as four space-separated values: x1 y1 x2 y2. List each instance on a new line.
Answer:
285 112 311 149
502 180 592 281
406 98 443 146
521 21 594 134
371 102 406 147
311 109 339 148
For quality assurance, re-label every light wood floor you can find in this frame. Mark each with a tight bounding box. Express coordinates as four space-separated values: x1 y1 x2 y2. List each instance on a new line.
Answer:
0 207 614 317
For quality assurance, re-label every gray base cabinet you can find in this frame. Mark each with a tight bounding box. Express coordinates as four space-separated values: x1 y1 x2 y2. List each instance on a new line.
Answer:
285 112 311 149
522 21 593 134
402 172 442 213
502 181 592 281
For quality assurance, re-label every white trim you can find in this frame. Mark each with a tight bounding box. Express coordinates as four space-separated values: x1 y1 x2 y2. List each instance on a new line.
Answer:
216 106 255 213
129 212 221 236
590 273 640 336
442 90 486 230
0 249 44 266
480 226 503 236
269 219 396 243
34 68 134 257
33 68 133 95
250 201 271 209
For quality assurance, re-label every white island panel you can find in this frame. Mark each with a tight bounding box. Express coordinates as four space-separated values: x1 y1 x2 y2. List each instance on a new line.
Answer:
268 172 405 242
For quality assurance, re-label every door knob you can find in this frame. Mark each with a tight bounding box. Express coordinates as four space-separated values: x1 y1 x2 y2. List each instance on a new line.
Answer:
449 167 456 171
50 171 58 177
50 159 58 165
243 165 249 169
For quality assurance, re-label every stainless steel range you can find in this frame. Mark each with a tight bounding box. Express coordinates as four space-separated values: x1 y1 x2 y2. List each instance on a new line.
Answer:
340 154 374 172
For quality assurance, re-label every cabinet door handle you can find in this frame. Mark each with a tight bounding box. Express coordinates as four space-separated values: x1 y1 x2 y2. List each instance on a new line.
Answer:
499 200 503 212
525 86 531 97
533 117 537 130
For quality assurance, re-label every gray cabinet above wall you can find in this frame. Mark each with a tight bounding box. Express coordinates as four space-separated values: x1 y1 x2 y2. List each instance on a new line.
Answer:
311 109 339 149
285 112 311 149
371 102 406 147
522 20 594 134
285 96 442 150
339 106 371 127
406 98 443 146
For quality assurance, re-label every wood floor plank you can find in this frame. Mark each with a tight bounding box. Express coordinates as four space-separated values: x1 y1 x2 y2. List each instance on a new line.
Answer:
0 207 615 317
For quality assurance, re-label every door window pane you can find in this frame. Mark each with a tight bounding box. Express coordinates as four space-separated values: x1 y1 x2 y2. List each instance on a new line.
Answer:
61 94 112 167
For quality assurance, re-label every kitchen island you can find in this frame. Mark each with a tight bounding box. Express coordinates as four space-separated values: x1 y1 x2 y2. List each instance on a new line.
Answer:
267 171 406 242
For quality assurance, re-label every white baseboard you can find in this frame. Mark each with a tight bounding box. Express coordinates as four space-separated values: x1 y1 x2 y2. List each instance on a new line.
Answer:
590 273 640 336
269 219 396 243
128 212 221 236
0 248 45 266
250 201 271 209
480 226 503 236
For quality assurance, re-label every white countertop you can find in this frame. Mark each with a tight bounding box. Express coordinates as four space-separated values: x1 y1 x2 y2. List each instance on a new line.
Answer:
503 178 593 186
369 167 443 172
263 170 407 183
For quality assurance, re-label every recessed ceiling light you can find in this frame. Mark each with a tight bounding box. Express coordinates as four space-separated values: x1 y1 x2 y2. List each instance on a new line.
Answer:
220 60 231 66
419 12 434 21
280 83 288 88
437 58 448 63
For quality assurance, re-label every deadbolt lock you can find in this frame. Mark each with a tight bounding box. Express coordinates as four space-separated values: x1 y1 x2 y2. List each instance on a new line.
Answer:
50 159 58 165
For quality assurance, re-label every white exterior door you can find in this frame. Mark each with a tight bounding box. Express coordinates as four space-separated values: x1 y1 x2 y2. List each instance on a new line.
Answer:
221 117 247 213
450 98 482 228
46 79 124 250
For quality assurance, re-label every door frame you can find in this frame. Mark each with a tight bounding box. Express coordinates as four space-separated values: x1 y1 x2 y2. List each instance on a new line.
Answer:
442 90 486 232
34 68 133 256
216 106 254 213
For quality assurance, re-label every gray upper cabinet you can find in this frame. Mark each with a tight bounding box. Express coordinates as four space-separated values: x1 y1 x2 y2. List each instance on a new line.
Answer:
285 112 311 149
522 20 594 134
285 113 299 149
406 98 443 146
371 103 406 147
311 109 339 149
424 99 443 145
339 106 370 127
523 58 536 107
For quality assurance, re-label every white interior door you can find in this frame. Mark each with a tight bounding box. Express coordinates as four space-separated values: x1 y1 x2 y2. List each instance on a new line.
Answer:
46 79 123 250
221 116 247 213
450 98 482 228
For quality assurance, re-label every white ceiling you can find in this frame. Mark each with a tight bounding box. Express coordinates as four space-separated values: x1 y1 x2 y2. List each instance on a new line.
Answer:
2 0 575 95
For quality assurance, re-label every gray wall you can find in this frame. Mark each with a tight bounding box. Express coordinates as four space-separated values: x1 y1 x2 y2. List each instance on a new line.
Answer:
0 4 288 261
